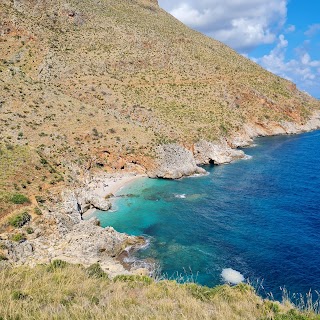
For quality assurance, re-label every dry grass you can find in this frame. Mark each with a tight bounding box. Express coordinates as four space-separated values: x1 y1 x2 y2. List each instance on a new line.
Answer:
0 0 319 181
0 262 318 320
0 143 62 220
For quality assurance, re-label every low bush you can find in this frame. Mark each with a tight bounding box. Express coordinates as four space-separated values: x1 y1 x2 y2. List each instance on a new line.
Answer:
34 207 42 215
10 193 30 205
12 291 28 300
26 227 34 234
0 254 8 261
8 211 31 228
113 274 152 285
47 259 67 272
86 263 108 279
11 233 26 242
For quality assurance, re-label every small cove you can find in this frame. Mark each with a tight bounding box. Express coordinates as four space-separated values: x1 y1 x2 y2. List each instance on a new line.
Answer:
88 130 320 298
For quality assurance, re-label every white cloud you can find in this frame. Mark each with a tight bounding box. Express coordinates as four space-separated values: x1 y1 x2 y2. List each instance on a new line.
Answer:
305 24 320 38
158 0 319 96
285 25 295 33
252 35 320 93
159 0 288 52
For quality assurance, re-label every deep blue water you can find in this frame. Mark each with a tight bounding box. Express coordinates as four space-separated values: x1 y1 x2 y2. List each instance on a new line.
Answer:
90 130 320 298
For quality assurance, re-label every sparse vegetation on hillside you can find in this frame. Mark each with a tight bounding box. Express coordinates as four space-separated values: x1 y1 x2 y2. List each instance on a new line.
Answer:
0 143 61 220
0 2 320 317
0 0 319 199
0 262 319 320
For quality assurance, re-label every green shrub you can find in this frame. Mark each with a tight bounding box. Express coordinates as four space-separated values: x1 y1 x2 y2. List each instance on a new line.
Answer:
10 193 30 205
47 259 67 272
113 275 152 285
12 291 28 300
0 254 8 261
8 211 31 228
90 296 100 305
265 300 281 314
185 283 217 301
86 263 108 279
11 233 26 242
34 207 42 215
26 227 34 234
35 195 45 204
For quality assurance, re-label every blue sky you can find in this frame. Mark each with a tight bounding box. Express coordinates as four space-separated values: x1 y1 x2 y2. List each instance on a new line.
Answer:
158 0 320 98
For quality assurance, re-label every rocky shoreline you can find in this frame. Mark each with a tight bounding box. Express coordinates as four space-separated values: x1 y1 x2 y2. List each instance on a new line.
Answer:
1 111 320 277
150 110 320 179
0 173 151 277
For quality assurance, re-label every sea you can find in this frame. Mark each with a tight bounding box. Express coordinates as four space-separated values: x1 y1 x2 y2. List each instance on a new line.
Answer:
89 130 320 299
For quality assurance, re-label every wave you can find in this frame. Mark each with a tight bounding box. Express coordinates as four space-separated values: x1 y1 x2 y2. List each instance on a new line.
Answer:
221 268 245 285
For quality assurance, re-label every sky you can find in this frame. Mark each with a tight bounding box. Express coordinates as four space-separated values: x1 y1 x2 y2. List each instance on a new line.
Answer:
158 0 320 98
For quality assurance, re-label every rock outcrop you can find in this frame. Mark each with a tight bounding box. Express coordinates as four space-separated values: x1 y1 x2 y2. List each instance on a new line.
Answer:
61 176 113 217
226 111 320 149
150 141 248 178
194 140 245 165
151 144 206 179
2 211 147 277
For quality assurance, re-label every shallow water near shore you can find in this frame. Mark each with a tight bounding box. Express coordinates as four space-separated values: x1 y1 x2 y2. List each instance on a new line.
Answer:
91 130 320 298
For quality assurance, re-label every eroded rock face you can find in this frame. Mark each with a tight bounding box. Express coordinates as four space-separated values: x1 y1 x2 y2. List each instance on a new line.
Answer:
240 111 320 139
151 144 206 179
61 178 112 216
1 212 146 277
150 140 248 178
194 140 245 165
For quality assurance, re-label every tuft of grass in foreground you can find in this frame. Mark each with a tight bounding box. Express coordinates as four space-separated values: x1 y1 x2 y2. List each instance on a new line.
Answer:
0 263 319 320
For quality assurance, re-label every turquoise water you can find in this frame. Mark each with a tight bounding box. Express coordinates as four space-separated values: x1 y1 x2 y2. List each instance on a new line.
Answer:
91 130 320 297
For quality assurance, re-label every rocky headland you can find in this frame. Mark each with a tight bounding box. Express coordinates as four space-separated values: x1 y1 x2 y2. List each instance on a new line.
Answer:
1 173 149 277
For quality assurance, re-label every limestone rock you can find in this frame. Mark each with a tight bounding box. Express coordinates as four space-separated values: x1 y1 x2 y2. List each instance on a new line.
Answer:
1 210 147 278
151 144 206 179
194 140 245 165
85 193 111 211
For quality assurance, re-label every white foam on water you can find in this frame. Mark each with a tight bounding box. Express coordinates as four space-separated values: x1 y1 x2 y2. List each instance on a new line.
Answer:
243 154 253 160
175 194 186 199
190 171 210 177
221 268 244 285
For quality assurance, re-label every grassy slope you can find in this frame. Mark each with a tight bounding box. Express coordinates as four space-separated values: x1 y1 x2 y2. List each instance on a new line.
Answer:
0 262 319 320
1 0 319 166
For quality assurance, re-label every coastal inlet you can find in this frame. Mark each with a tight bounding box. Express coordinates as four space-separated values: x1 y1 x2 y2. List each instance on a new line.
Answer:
89 130 320 299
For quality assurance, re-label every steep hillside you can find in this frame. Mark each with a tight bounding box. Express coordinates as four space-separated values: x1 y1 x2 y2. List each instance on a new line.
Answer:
1 2 320 317
0 0 319 208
